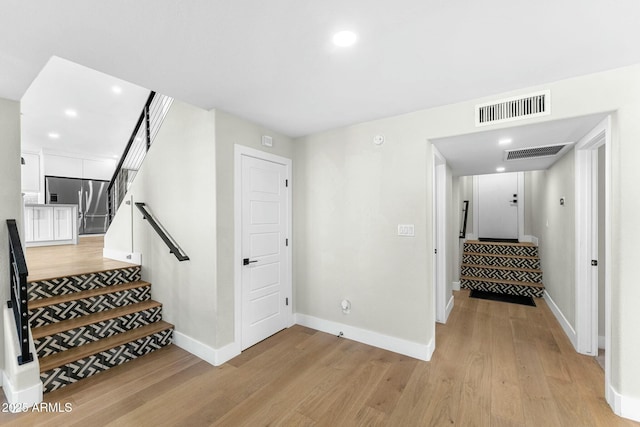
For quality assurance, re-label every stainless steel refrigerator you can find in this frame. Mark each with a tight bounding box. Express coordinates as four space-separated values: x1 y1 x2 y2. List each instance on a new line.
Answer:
45 176 109 235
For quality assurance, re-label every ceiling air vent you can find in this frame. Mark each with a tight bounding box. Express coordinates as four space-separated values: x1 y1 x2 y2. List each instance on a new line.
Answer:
475 90 550 127
504 142 571 161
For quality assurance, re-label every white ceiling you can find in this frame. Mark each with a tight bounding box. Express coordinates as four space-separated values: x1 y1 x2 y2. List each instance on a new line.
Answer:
21 57 150 160
1 1 639 139
432 114 608 176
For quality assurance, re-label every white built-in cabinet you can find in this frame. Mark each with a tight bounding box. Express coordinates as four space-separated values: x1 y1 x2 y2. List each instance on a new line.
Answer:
24 204 78 247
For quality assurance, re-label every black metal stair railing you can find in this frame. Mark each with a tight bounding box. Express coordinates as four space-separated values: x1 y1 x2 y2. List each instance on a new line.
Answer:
135 203 189 261
6 219 33 365
107 91 173 223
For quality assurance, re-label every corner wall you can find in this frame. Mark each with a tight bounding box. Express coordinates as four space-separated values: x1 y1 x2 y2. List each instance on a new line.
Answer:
105 100 218 349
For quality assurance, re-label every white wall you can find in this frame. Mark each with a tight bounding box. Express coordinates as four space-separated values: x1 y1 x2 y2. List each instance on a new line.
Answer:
214 109 294 347
0 98 22 380
105 100 218 349
528 152 576 327
294 120 432 345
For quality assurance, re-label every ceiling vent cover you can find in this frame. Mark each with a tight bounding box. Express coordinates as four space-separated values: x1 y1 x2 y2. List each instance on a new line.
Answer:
504 142 571 161
476 90 550 127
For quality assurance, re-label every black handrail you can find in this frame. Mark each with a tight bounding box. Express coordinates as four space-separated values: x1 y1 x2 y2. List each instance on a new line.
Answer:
107 91 156 196
135 203 189 261
459 200 469 239
6 220 33 365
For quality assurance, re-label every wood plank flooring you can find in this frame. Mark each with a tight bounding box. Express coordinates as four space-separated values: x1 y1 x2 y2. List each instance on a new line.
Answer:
25 236 137 282
2 290 636 426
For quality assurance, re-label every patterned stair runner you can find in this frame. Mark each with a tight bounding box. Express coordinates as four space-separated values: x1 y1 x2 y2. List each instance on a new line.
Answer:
27 266 174 393
460 241 544 298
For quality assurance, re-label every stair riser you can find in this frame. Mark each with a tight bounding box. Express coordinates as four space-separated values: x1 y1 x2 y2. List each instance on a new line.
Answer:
40 328 173 393
35 306 162 358
462 254 540 270
463 243 538 257
461 279 544 298
461 267 542 283
28 267 141 301
29 286 151 328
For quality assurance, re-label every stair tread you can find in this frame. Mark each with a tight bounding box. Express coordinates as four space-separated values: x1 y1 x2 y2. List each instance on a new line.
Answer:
32 300 162 340
462 251 539 260
39 320 174 373
461 263 542 273
460 275 545 288
29 281 151 310
465 240 536 247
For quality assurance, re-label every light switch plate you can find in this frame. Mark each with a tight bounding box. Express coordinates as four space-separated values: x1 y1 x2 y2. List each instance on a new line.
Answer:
398 224 415 236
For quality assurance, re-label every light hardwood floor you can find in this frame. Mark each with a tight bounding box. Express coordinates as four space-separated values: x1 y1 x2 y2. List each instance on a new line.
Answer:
1 290 636 426
25 236 136 282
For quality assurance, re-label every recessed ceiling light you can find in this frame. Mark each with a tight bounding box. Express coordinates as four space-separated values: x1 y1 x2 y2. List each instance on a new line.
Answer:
498 138 512 145
496 167 506 172
332 30 358 47
64 109 77 117
111 85 122 94
48 132 60 139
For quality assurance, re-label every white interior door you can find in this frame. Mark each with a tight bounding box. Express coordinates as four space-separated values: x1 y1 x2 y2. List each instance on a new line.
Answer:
478 172 519 239
241 154 289 350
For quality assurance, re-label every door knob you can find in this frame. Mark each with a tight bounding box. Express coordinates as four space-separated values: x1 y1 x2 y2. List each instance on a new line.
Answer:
243 258 258 266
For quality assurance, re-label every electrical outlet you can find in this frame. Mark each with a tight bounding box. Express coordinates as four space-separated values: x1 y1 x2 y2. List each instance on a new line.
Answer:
398 224 415 236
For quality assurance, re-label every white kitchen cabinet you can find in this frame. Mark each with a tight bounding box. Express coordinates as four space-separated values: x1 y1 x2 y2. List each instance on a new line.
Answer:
33 207 53 241
54 207 74 240
24 204 78 247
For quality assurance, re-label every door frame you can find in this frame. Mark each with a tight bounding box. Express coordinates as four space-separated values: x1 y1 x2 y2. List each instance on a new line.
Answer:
234 145 293 351
472 171 525 241
574 116 612 404
432 146 449 323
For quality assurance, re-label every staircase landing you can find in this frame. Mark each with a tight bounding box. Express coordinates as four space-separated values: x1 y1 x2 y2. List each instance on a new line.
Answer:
26 235 136 282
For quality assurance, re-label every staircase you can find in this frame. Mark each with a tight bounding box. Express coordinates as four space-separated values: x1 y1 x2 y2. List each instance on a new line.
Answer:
27 266 174 393
460 240 544 298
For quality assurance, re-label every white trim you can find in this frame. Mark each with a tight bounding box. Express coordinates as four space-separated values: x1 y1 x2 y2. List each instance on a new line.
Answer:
433 146 447 324
608 385 640 422
452 281 461 291
598 335 605 349
445 294 454 321
173 331 241 367
102 248 142 265
543 290 577 349
1 372 43 411
517 171 525 242
295 313 434 362
465 233 477 241
519 235 539 246
472 176 479 240
234 145 293 351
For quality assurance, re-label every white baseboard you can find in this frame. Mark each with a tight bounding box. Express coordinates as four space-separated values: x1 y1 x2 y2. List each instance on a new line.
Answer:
520 235 539 245
598 335 605 349
103 248 141 265
295 313 434 362
452 281 460 291
173 331 240 367
543 291 577 349
609 384 640 422
445 294 454 322
1 371 43 411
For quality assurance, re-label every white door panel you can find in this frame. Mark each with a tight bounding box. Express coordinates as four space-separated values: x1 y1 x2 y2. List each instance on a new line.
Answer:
478 172 519 240
241 155 289 350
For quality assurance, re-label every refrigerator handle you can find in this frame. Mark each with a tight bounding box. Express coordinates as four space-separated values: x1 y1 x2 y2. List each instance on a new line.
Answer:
78 190 83 219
